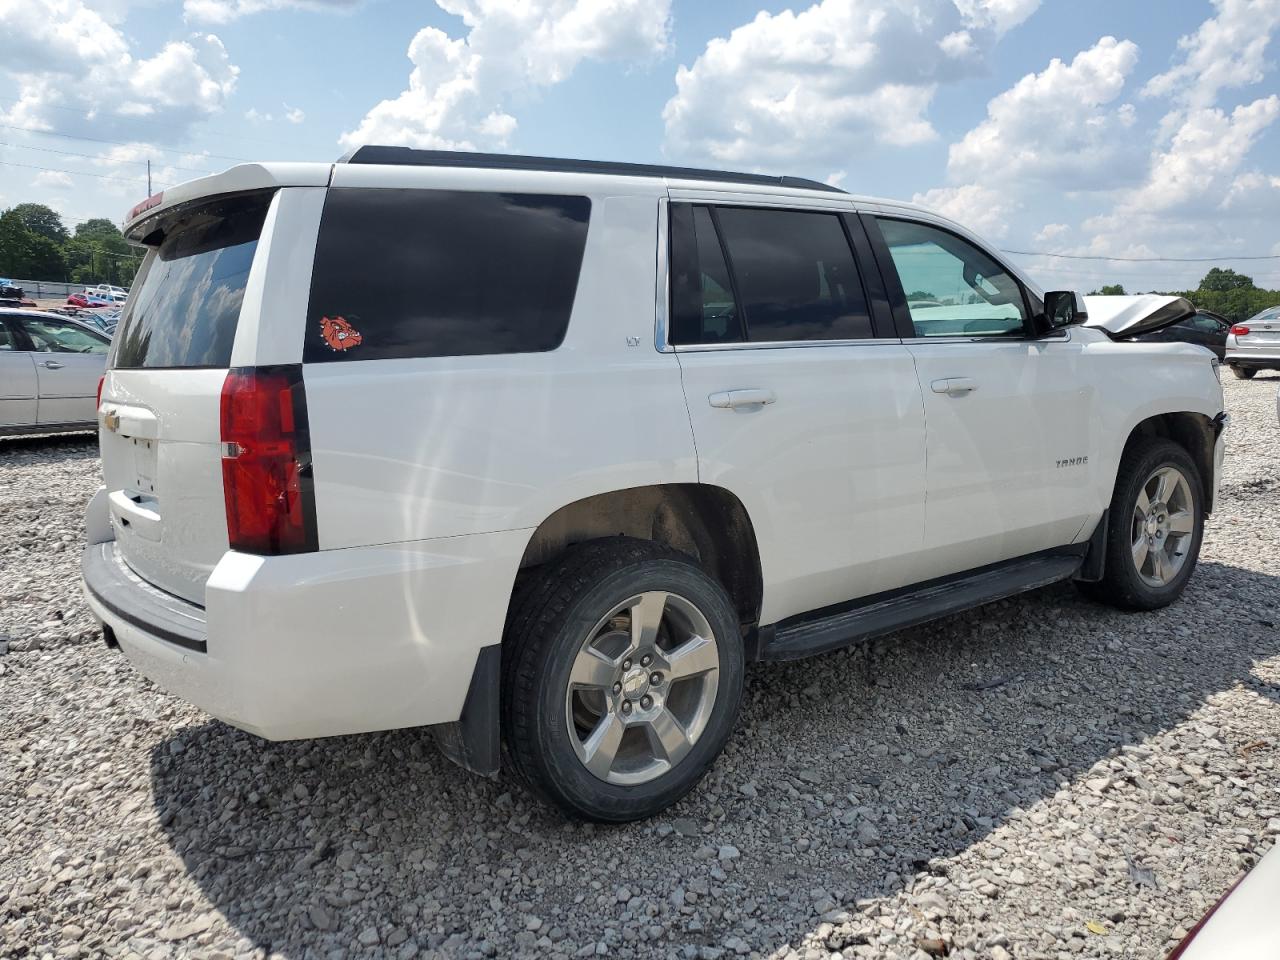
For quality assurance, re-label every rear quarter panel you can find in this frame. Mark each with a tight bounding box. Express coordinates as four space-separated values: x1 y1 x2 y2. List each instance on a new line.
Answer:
302 185 698 549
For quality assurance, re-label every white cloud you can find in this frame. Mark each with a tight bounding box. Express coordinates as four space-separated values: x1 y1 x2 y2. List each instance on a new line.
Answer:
184 0 359 24
33 171 75 190
1034 222 1069 245
947 36 1143 191
661 0 1041 169
245 107 273 123
341 0 671 151
1143 0 1280 109
285 105 305 124
1120 96 1280 214
912 184 1015 238
0 2 237 140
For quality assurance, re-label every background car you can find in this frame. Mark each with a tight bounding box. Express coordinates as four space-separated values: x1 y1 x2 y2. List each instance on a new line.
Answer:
1226 305 1280 379
1132 309 1229 360
0 309 110 436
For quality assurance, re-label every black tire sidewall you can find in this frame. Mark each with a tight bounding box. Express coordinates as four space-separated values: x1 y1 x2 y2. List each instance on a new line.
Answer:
521 558 743 822
1230 367 1255 379
1106 441 1204 609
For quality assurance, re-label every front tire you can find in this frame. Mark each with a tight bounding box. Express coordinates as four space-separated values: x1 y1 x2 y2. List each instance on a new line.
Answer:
1231 366 1256 380
1082 439 1204 611
502 538 744 822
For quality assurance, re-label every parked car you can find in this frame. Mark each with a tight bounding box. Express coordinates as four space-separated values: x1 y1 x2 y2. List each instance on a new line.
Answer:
0 309 110 437
1166 841 1280 958
1128 308 1229 361
1226 305 1280 378
89 284 129 304
83 149 1226 821
67 292 112 309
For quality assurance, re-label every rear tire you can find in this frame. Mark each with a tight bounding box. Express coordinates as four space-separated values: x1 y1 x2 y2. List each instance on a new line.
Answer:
1231 366 1256 379
1081 439 1204 611
502 538 743 822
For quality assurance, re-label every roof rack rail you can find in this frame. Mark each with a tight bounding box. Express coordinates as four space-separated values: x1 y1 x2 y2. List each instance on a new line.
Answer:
338 146 846 194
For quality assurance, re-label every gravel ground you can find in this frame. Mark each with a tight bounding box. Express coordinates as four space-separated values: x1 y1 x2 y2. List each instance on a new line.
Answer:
2 375 1278 960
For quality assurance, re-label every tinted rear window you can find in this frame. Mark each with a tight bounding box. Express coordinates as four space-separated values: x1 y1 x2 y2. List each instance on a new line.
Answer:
715 207 872 343
113 192 271 369
304 189 591 363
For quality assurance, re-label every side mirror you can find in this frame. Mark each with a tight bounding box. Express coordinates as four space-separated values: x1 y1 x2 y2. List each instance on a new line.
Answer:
1042 290 1088 330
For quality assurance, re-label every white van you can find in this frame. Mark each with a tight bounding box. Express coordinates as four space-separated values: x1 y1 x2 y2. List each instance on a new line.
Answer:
83 148 1226 821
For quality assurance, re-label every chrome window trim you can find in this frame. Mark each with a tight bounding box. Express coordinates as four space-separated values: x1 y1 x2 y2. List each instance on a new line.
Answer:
673 337 901 353
655 196 674 353
897 329 1074 345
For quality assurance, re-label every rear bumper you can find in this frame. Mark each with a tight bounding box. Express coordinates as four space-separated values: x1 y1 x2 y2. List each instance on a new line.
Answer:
1225 347 1280 367
81 529 528 740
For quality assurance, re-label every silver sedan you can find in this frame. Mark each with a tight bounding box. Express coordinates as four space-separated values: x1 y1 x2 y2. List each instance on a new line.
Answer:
0 309 110 437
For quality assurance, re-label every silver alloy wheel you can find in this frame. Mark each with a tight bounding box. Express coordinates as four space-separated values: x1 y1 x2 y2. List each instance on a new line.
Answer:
1130 464 1195 587
565 591 720 786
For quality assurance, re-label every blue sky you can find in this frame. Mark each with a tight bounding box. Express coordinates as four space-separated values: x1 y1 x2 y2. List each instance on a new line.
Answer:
2 0 1278 293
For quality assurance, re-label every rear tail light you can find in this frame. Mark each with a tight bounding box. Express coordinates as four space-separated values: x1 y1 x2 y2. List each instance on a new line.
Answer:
96 376 104 410
219 366 318 555
1230 325 1250 336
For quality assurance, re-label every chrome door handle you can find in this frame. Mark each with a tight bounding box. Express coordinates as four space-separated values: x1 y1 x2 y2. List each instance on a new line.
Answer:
708 389 777 409
930 377 976 397
42 360 64 369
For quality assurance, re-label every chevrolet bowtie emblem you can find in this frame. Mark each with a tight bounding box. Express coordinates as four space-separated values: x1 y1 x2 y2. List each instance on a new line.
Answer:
103 411 120 433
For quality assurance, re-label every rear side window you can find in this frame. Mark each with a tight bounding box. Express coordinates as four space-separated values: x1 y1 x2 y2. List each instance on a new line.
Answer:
304 189 591 363
113 192 271 369
669 204 872 345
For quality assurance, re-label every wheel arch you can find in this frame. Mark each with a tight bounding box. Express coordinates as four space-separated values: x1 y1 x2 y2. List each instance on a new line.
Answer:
516 483 765 633
1119 411 1219 513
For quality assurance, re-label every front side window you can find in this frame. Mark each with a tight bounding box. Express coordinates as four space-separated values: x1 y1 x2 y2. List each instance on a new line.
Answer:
669 204 872 345
19 317 109 354
304 189 591 362
876 218 1028 339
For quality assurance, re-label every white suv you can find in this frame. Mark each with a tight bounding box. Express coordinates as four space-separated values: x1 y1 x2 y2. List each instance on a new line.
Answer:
82 148 1226 821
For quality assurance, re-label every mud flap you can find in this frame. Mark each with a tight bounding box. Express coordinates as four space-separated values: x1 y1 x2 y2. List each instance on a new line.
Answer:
432 644 501 777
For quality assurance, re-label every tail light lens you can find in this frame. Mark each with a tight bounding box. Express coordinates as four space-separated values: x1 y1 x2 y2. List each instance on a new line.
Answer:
219 366 318 555
1230 325 1250 336
96 376 104 410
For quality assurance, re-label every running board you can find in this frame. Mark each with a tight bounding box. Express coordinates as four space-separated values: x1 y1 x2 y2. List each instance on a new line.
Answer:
760 552 1084 662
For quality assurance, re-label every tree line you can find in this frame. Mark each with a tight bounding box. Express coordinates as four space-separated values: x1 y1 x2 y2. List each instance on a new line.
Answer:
0 203 144 288
1090 268 1280 323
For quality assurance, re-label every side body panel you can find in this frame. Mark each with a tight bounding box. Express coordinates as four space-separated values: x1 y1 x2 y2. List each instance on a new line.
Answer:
34 352 106 425
905 334 1094 576
0 342 37 427
304 175 697 549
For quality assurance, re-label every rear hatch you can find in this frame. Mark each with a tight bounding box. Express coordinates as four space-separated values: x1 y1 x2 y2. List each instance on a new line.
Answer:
101 192 273 605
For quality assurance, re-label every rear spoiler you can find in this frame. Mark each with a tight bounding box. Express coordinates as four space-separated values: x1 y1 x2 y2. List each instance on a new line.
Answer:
123 162 333 243
1081 294 1197 338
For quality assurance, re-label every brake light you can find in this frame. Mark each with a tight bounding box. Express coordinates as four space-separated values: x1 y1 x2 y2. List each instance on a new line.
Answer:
96 376 104 410
1230 325 1250 336
219 366 318 555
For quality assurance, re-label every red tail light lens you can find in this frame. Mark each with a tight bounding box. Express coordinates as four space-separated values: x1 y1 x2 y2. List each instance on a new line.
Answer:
219 366 318 555
1230 325 1250 336
96 376 104 410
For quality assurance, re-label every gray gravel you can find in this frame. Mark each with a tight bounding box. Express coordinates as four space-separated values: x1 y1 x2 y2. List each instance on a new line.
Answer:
3 374 1279 960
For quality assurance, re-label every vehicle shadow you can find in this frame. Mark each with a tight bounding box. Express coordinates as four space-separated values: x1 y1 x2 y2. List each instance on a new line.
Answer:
149 559 1279 958
0 432 97 454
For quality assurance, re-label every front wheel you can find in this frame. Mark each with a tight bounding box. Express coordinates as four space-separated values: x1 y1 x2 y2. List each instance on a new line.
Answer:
1081 439 1204 611
1231 366 1256 380
502 538 744 821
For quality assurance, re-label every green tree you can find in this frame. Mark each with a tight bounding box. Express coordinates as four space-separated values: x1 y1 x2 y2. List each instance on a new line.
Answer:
0 209 67 279
9 202 69 245
1097 283 1126 295
1199 267 1254 292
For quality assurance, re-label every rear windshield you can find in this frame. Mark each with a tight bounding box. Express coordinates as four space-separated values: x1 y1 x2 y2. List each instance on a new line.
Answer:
112 192 272 369
303 188 591 363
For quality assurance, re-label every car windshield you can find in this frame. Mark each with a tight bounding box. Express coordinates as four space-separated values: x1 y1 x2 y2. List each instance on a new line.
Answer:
1247 306 1280 322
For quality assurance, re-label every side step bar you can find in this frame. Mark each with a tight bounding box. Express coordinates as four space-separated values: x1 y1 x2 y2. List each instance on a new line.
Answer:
760 552 1084 662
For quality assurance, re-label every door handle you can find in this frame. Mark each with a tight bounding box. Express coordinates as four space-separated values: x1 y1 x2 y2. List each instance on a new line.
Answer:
930 377 977 397
708 389 776 409
42 360 64 370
